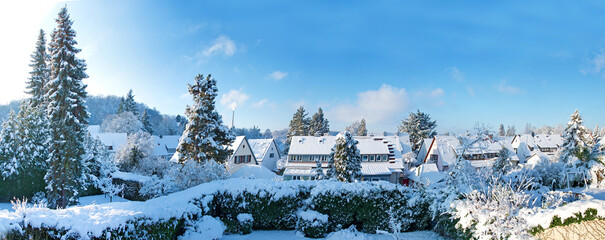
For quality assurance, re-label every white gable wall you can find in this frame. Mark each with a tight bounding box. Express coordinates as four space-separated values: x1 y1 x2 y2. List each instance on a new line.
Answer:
228 137 258 173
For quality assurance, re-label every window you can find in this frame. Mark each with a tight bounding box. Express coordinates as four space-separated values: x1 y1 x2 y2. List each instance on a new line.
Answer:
363 155 368 161
430 154 438 161
270 153 275 158
376 155 381 161
108 146 113 150
243 144 246 148
384 155 389 161
370 155 375 161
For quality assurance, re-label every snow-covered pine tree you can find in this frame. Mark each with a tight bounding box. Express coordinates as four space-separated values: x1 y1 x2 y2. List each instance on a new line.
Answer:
313 157 325 180
506 126 516 137
398 110 437 153
492 147 511 175
15 104 49 193
559 110 593 163
593 125 601 142
498 124 505 137
176 74 235 163
0 110 20 179
357 118 368 136
284 106 309 153
117 97 125 114
308 108 330 136
141 108 153 134
122 89 138 115
329 132 362 182
26 29 50 109
44 7 90 209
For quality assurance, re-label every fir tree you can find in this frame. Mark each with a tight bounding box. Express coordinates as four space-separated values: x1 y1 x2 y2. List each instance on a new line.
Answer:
309 107 329 136
328 132 362 182
122 89 138 114
398 110 437 153
262 129 273 139
117 97 125 114
492 147 511 175
313 157 325 180
498 124 505 137
0 110 20 179
26 29 50 108
176 74 235 164
559 110 593 163
358 118 368 136
44 7 90 209
506 126 516 137
141 108 153 134
285 106 309 153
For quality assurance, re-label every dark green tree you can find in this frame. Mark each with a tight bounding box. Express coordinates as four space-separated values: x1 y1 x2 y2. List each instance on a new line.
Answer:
25 29 50 108
176 74 235 163
141 108 153 134
44 7 90 209
327 132 362 182
285 106 309 153
398 110 437 153
309 107 329 136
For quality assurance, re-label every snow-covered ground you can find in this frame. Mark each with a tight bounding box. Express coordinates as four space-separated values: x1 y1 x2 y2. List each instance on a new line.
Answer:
0 194 129 211
222 230 444 240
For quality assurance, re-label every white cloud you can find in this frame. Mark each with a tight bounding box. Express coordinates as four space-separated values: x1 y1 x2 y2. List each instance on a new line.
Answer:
467 86 475 96
268 71 288 81
416 88 444 98
252 99 268 108
496 80 522 94
581 51 605 76
446 67 465 81
220 89 249 110
328 84 409 124
202 35 237 57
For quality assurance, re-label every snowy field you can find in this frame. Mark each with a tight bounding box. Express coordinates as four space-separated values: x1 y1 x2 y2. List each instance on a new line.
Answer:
221 230 444 240
0 194 129 211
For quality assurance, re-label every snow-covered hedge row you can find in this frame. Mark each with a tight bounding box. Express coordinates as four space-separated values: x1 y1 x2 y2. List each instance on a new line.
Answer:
0 179 431 239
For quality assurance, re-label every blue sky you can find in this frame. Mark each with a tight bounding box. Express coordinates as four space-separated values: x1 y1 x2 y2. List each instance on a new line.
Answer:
2 1 605 133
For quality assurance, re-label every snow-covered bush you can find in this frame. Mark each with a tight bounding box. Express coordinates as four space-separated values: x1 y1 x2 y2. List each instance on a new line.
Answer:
100 111 143 134
180 216 225 240
450 178 534 239
114 132 168 176
140 160 228 198
236 213 254 234
296 210 329 238
589 162 605 188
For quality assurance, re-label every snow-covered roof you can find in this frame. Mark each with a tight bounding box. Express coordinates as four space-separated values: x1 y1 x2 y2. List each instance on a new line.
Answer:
112 171 151 183
229 136 246 151
433 136 459 166
283 168 315 176
230 165 278 179
288 136 391 156
248 139 275 160
87 125 127 150
534 134 563 148
526 152 551 166
515 134 537 148
408 163 445 185
151 135 181 156
361 164 392 176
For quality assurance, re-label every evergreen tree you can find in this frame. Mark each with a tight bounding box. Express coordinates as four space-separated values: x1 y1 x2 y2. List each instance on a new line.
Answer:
262 129 273 139
559 110 593 163
308 107 330 136
44 7 90 209
398 110 437 153
345 120 361 135
0 110 20 179
117 97 125 114
506 126 516 137
593 125 601 142
357 118 368 136
141 108 153 134
122 89 138 114
492 147 511 175
176 74 235 164
26 29 50 108
285 106 309 153
498 124 505 137
313 157 325 180
328 132 362 182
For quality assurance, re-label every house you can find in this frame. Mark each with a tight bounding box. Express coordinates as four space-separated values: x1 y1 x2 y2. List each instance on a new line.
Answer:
248 138 281 171
283 134 410 184
87 125 127 153
512 134 563 162
227 136 259 174
417 135 518 171
151 135 181 161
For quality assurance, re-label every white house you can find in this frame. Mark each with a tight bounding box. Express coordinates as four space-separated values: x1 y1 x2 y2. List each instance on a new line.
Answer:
151 135 181 161
248 139 281 171
511 134 563 162
87 125 127 153
284 134 410 184
408 163 446 186
227 136 259 174
417 135 518 171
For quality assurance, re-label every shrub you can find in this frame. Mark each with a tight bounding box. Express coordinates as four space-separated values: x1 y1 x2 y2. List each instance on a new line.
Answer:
296 210 329 238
